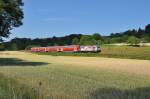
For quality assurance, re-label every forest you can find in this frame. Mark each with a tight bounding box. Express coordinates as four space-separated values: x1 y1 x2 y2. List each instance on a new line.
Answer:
0 24 150 51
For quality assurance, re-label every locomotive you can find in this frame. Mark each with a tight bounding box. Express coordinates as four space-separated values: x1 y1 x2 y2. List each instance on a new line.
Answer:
31 45 101 53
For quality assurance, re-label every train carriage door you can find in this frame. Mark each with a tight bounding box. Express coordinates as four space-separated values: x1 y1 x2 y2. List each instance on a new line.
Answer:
93 46 96 52
57 48 59 52
60 48 63 52
37 48 39 52
44 48 46 52
74 47 77 52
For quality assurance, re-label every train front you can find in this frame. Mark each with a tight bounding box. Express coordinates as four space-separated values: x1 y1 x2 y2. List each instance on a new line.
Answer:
80 45 101 53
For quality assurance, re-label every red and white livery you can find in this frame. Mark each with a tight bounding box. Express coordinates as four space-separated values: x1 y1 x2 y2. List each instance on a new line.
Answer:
31 45 101 53
80 46 100 52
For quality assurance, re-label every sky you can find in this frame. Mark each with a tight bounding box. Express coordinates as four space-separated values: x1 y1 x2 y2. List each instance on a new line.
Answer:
7 0 150 40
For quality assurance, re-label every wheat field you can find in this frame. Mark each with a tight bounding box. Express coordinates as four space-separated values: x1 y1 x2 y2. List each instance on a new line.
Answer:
0 51 150 99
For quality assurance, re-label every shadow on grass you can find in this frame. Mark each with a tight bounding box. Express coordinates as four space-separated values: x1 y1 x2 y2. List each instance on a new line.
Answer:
0 58 49 66
90 87 150 99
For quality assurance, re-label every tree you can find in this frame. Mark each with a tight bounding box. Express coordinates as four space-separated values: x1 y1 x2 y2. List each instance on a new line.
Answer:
122 35 129 42
0 43 4 50
137 28 145 38
110 37 123 43
0 0 24 41
127 36 140 46
97 40 104 46
103 37 111 44
25 45 40 50
79 35 97 45
142 35 150 43
145 24 150 35
11 43 18 51
110 33 122 37
92 33 103 41
10 38 31 50
72 37 79 45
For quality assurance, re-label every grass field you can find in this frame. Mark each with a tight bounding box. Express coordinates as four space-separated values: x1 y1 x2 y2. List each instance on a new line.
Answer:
0 73 38 99
36 46 150 60
0 51 150 99
100 46 150 60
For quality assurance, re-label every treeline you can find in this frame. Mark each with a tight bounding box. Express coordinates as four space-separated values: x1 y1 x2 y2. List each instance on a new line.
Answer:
109 24 150 43
0 24 150 51
0 34 83 50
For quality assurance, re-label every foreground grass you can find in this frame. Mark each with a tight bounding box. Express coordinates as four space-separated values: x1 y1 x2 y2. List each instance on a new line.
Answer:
0 73 38 99
1 64 150 99
0 51 150 99
35 46 150 60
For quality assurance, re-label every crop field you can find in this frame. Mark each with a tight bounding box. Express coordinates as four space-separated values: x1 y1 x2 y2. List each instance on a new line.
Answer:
36 46 150 60
100 46 150 60
0 51 150 99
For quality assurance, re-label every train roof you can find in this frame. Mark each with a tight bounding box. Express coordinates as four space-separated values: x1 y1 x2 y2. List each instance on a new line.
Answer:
31 45 80 48
31 45 99 49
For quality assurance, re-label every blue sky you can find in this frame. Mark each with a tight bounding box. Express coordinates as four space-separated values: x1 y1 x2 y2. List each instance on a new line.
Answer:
8 0 150 40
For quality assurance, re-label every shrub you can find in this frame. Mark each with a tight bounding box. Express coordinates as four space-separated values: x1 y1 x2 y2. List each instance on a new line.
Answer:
127 36 140 46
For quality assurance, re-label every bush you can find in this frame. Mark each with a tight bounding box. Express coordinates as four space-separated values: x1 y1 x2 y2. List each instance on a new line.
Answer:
127 36 140 46
11 43 18 51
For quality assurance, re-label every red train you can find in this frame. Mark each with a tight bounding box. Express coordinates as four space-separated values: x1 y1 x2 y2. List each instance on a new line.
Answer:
31 45 101 53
